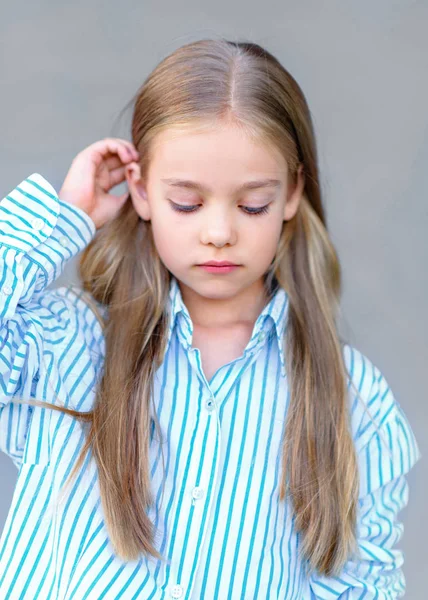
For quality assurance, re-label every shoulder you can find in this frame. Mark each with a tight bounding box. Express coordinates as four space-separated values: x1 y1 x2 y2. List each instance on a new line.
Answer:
342 343 422 495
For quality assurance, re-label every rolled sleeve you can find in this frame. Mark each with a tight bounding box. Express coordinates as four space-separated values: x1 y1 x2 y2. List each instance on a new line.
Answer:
0 173 96 318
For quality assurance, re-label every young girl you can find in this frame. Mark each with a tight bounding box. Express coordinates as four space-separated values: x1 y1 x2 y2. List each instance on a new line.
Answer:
0 38 421 599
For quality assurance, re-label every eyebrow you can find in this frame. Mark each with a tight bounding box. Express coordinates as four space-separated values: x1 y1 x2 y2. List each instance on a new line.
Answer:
161 178 282 192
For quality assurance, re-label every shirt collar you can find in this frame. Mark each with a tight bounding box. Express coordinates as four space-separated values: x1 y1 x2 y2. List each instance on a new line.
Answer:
164 276 288 372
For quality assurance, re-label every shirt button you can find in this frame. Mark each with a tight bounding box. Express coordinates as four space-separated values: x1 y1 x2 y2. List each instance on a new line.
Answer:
58 235 68 246
206 397 215 412
2 285 13 295
31 218 45 231
170 584 183 598
192 486 205 501
258 331 266 342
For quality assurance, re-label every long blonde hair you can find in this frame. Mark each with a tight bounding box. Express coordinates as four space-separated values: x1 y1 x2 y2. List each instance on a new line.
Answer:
15 38 362 577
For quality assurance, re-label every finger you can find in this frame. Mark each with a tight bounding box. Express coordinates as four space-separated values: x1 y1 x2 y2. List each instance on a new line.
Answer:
107 165 127 189
112 138 140 159
89 143 132 172
104 140 135 165
104 155 124 170
116 139 140 160
103 138 139 161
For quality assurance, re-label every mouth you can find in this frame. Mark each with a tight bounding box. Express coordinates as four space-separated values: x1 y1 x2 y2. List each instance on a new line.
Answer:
198 261 239 267
197 261 241 274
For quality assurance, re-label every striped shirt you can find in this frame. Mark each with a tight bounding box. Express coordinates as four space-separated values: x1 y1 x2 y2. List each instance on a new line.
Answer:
0 173 421 599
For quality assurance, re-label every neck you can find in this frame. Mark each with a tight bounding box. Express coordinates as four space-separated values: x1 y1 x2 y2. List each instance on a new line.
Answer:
177 277 270 329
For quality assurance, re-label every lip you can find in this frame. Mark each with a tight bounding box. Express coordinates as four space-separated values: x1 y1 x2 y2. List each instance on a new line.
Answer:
197 262 240 274
198 261 239 266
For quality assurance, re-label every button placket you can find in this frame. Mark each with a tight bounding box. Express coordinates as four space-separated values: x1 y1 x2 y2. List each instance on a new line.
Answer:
206 395 216 413
181 387 222 600
186 344 218 399
191 486 205 506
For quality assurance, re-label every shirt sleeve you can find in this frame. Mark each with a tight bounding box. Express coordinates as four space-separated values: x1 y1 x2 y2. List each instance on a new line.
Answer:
0 173 96 465
308 360 422 599
0 172 96 319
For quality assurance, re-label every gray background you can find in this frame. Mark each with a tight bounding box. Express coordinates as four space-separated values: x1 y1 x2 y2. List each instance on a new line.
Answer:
1 1 426 597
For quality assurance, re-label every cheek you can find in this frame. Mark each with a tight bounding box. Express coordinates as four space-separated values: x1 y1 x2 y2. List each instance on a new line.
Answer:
150 215 191 264
247 216 283 252
252 236 280 267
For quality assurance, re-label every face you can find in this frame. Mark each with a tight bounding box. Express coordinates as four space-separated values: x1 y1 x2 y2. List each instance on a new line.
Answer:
126 122 304 302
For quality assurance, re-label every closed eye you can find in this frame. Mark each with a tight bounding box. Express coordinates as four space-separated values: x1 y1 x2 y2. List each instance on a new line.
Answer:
168 200 270 216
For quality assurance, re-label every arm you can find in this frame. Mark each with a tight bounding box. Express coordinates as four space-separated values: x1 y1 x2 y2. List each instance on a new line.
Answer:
0 173 96 465
309 365 422 599
0 173 95 314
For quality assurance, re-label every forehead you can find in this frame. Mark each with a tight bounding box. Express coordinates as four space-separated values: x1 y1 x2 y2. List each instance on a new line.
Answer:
148 124 288 180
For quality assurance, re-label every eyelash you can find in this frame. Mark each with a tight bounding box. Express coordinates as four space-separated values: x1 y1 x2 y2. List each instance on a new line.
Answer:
167 200 270 216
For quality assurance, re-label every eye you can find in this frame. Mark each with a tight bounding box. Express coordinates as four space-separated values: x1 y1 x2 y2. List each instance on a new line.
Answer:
168 200 200 213
241 205 270 216
168 200 271 216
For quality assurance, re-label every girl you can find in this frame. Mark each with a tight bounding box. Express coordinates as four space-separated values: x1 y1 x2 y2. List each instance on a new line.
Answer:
0 38 421 599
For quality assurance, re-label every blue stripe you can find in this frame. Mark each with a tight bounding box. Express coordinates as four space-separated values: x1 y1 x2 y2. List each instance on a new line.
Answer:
0 174 421 598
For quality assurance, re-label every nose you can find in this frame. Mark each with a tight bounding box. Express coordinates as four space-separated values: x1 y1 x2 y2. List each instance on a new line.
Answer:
199 207 237 247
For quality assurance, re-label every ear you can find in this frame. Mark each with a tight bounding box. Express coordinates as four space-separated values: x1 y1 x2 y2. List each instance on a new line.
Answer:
125 162 151 221
284 163 305 221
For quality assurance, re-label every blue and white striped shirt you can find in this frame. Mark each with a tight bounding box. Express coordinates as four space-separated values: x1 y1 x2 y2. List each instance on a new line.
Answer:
0 173 421 599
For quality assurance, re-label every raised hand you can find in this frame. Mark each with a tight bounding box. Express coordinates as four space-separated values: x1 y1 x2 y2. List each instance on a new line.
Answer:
59 138 140 230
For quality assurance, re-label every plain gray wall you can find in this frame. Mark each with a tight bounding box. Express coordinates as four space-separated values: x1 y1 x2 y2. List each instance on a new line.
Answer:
1 1 426 597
